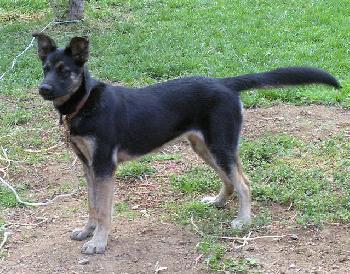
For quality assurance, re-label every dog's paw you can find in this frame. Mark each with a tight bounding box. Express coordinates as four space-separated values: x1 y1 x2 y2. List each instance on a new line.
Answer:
71 227 94 241
230 217 251 230
81 239 107 255
201 196 226 208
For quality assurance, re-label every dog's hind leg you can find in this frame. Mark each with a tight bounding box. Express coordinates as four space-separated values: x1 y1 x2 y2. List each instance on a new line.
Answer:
204 144 251 229
71 164 97 241
187 132 234 208
227 154 251 229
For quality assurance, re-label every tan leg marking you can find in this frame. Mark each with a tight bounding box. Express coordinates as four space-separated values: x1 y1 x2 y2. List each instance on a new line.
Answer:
187 132 251 228
81 176 114 254
71 164 97 241
69 136 100 242
187 132 233 208
230 156 251 229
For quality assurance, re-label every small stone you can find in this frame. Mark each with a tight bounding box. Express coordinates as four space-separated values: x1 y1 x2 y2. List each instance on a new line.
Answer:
339 256 348 263
290 234 298 240
289 263 296 269
78 258 90 265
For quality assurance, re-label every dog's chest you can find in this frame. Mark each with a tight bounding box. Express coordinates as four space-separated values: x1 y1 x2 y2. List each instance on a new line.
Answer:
70 135 96 166
61 116 95 166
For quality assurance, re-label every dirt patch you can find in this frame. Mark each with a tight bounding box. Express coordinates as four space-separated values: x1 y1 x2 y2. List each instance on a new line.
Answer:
242 224 350 273
1 104 350 273
2 214 207 273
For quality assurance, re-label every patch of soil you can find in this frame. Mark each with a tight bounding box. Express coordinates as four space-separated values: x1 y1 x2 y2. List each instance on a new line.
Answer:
239 224 350 273
1 104 350 273
2 214 207 273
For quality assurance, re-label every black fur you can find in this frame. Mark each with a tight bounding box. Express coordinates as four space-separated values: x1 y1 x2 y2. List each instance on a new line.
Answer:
61 67 339 176
221 66 341 91
37 38 340 175
34 34 340 254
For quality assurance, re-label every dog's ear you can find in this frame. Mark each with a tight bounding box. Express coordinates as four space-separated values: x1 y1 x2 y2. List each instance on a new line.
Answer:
32 33 57 62
65 36 89 65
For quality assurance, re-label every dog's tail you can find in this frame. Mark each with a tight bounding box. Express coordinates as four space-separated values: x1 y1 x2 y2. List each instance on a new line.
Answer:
220 67 341 92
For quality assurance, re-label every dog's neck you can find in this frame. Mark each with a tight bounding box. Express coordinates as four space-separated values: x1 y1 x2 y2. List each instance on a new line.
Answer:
55 67 92 118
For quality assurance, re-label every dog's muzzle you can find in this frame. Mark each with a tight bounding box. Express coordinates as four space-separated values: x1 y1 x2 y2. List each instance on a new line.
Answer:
39 83 55 100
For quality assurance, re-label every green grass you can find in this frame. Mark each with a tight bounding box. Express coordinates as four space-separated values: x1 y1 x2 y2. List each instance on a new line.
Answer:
116 160 156 178
0 179 31 208
197 238 259 273
140 153 181 162
116 152 179 177
241 135 350 225
170 135 350 227
0 186 19 207
114 201 137 220
0 0 349 105
171 166 221 194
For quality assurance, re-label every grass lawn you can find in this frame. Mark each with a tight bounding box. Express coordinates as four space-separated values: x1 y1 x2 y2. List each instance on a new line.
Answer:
1 0 350 272
0 0 349 104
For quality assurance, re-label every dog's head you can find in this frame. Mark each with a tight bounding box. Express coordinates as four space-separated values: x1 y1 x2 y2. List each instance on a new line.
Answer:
33 33 89 104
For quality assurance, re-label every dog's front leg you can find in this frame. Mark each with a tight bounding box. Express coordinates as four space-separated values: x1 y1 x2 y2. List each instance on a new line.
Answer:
81 174 114 254
71 164 97 241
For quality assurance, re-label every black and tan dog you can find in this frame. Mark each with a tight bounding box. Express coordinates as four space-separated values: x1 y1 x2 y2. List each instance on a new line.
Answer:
33 33 340 254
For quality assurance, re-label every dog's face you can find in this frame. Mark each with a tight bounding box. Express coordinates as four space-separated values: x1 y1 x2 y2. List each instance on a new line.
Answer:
33 33 89 104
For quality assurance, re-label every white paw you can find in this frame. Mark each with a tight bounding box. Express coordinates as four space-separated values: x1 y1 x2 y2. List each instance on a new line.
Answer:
201 196 226 208
231 217 251 229
71 227 95 241
81 239 107 254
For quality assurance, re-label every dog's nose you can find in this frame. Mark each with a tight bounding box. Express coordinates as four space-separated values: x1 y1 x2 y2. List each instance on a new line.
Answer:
39 83 53 96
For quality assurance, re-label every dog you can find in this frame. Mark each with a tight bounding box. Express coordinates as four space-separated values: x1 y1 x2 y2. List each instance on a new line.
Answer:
33 33 340 254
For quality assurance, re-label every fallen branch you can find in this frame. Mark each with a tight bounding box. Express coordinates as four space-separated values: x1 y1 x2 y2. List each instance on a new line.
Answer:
24 143 64 153
190 215 292 245
219 234 290 241
155 261 168 273
0 175 76 206
195 254 204 265
7 218 48 227
233 231 252 249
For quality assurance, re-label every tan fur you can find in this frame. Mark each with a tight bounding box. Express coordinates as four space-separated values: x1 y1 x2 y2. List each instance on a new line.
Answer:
71 165 97 241
53 72 82 106
117 150 137 163
186 131 251 227
229 156 251 227
81 175 114 254
70 135 95 166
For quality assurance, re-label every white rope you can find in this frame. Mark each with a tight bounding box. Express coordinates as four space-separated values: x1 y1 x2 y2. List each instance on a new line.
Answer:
0 19 82 82
0 175 76 206
0 231 11 250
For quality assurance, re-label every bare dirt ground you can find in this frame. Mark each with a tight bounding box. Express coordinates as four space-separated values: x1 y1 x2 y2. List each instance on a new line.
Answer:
1 104 350 273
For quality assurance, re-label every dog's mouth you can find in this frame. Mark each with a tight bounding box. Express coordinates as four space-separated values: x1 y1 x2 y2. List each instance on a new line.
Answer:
41 94 57 101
